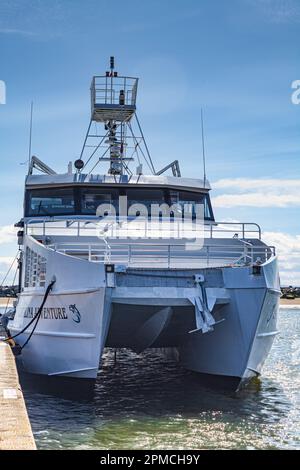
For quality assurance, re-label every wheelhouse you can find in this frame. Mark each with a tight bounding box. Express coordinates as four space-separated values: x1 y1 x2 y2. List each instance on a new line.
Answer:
24 184 215 221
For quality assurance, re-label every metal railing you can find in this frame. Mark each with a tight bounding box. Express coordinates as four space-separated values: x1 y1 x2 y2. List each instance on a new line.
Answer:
25 218 262 240
24 217 276 268
47 240 275 269
206 222 261 240
91 75 138 107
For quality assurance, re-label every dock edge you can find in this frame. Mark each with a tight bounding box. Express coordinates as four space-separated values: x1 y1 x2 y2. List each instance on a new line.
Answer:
0 342 36 450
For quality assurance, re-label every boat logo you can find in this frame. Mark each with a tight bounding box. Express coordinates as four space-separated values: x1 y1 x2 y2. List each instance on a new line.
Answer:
69 304 81 323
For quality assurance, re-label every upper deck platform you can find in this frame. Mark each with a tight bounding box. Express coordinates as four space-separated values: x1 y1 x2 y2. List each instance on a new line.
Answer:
91 75 138 122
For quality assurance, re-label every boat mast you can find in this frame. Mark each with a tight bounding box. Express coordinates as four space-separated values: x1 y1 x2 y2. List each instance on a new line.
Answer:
78 57 154 176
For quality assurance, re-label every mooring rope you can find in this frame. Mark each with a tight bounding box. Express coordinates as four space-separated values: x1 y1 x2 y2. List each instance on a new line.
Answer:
4 278 56 351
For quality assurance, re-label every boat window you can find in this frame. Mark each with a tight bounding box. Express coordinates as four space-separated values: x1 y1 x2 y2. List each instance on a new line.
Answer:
26 188 75 216
80 188 166 216
126 188 166 214
25 186 214 221
169 191 214 220
80 188 119 214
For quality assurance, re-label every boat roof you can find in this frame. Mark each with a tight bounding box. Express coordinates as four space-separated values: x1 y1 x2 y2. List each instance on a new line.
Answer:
25 173 211 192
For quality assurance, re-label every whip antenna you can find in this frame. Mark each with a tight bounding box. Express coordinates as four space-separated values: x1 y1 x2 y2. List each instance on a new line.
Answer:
201 108 207 188
28 101 34 172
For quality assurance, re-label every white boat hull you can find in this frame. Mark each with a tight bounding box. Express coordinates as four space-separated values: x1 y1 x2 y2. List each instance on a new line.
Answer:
10 289 112 378
9 235 111 379
8 235 280 387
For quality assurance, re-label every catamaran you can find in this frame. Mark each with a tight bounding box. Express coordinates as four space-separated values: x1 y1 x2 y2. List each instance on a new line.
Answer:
6 58 280 389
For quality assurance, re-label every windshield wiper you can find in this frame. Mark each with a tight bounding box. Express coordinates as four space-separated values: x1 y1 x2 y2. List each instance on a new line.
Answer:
37 201 51 216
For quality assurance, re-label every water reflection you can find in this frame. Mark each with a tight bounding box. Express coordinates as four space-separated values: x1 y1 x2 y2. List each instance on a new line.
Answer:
20 308 299 450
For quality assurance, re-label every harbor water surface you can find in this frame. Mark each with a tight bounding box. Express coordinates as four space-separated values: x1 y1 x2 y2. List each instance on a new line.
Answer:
5 307 300 450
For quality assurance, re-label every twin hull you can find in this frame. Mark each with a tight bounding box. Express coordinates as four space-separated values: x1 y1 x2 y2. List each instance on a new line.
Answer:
9 236 280 386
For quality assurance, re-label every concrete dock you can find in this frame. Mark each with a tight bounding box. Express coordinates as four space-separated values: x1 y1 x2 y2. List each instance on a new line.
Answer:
0 341 36 450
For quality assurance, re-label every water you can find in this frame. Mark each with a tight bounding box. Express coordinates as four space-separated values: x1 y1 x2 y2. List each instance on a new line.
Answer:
2 307 300 449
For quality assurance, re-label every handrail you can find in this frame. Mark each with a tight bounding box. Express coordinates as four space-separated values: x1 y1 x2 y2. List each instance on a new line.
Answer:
25 218 262 240
47 240 276 268
92 76 138 107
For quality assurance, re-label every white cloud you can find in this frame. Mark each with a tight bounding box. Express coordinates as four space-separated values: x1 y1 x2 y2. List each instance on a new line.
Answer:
212 178 300 208
0 225 16 245
213 193 300 208
213 178 300 191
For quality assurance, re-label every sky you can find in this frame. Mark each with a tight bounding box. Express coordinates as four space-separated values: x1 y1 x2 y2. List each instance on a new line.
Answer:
0 0 299 285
